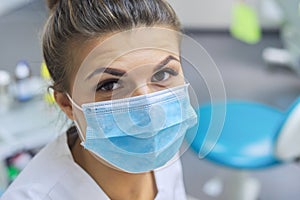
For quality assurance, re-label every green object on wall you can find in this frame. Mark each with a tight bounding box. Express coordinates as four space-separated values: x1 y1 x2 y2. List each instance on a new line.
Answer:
230 2 261 44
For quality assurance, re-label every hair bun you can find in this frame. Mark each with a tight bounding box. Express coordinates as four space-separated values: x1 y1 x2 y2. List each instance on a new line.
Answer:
47 0 59 11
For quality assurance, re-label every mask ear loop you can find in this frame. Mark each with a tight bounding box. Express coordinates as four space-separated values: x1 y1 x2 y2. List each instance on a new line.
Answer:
65 93 83 111
65 93 86 144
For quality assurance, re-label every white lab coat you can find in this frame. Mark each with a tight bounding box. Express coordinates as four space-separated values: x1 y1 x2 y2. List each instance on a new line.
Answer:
1 133 187 200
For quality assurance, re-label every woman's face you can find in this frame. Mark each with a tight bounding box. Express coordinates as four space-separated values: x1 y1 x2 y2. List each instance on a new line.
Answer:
67 27 184 137
75 49 184 102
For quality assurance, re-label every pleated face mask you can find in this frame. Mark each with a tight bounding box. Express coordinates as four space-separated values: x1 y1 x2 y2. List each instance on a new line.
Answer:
68 84 197 173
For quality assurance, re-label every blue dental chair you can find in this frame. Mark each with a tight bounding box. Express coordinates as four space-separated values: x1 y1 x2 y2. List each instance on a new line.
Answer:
185 97 300 199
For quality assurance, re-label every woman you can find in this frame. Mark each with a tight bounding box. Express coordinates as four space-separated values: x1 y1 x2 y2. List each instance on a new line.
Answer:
1 0 197 199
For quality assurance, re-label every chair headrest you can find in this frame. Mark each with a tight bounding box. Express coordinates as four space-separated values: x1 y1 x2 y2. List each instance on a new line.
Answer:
275 97 300 161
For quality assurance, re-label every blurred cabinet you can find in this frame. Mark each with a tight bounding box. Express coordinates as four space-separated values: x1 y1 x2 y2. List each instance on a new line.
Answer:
0 97 68 194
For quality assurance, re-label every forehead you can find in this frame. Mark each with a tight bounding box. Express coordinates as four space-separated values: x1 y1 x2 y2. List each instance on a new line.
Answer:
79 28 180 69
69 27 181 91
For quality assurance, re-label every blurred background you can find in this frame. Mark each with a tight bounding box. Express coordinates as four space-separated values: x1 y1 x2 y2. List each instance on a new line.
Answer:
0 0 300 199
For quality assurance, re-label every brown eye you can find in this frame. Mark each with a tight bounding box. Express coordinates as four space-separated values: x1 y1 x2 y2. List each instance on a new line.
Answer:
151 68 178 82
152 71 170 82
96 79 121 91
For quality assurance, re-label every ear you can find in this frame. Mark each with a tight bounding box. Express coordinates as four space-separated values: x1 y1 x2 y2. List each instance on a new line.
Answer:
54 91 75 121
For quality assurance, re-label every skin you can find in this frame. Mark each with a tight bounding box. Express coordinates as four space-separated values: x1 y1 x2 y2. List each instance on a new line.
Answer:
54 27 184 200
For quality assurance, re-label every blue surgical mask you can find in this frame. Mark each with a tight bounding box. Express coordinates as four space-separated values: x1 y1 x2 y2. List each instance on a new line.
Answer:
68 84 197 173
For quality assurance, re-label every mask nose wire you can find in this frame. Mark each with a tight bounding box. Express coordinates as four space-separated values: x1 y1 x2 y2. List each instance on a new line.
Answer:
65 93 83 111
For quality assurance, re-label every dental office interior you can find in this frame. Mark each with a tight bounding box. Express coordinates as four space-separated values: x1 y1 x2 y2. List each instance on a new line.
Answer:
0 0 300 199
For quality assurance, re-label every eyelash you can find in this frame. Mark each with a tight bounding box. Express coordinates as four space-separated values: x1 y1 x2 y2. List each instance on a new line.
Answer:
95 67 179 92
160 67 178 76
96 78 120 92
152 67 178 81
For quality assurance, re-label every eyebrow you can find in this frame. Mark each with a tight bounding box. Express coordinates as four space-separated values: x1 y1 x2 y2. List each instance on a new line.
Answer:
85 55 180 81
153 55 180 72
85 67 126 80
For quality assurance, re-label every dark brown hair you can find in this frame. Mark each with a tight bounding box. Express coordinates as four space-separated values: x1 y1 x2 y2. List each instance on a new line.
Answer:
43 0 181 92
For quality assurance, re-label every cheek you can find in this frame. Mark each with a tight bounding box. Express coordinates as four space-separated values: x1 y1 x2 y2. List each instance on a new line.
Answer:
178 66 184 76
179 67 186 81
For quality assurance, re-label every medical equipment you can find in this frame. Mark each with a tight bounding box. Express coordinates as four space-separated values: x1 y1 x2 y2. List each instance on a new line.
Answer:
262 0 300 74
14 60 33 102
185 97 300 200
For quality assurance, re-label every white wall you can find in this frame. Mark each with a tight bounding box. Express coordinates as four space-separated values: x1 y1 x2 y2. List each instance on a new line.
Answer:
167 0 279 29
0 0 34 16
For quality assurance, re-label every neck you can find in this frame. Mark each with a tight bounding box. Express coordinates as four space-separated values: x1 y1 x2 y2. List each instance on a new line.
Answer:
71 139 157 200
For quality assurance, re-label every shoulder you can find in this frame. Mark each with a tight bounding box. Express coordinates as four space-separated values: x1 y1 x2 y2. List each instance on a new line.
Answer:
1 133 75 200
1 133 108 200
